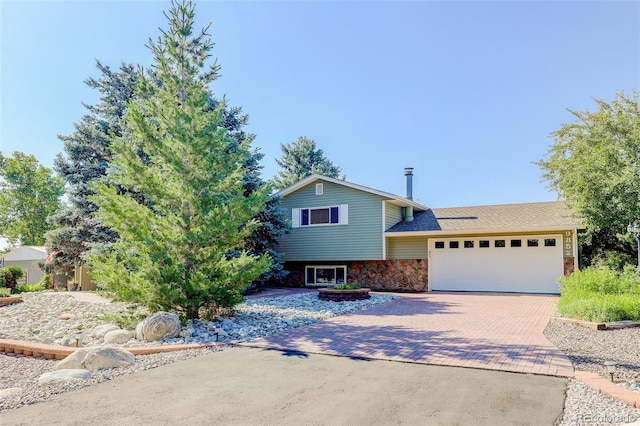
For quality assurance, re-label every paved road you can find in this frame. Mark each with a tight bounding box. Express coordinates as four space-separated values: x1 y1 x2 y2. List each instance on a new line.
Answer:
1 346 567 426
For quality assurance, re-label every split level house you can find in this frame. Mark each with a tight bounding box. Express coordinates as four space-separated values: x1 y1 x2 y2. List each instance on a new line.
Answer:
275 168 583 294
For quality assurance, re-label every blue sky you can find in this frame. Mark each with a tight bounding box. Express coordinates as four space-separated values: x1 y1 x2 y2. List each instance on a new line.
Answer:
1 0 639 209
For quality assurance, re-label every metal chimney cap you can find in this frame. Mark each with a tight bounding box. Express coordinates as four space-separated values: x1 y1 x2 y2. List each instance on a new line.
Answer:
404 167 414 175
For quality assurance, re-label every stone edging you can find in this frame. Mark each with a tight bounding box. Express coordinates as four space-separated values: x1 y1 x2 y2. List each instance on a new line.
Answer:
555 316 640 331
0 338 225 360
0 296 22 307
575 371 640 408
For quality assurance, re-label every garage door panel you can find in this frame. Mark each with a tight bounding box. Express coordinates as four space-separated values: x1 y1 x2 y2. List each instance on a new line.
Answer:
430 235 563 294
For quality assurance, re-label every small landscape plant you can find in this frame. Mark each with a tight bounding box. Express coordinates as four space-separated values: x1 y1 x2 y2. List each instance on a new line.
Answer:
15 283 47 293
97 313 148 330
38 273 53 290
558 265 640 322
333 283 361 290
0 287 11 297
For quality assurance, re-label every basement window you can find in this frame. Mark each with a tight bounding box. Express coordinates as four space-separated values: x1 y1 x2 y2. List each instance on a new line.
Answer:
305 266 346 286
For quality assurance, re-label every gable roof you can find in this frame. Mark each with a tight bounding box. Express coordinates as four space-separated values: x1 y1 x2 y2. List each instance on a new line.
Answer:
386 201 583 235
1 246 47 261
276 174 427 210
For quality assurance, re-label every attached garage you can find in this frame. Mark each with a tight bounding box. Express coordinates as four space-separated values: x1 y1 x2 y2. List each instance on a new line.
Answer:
429 235 564 294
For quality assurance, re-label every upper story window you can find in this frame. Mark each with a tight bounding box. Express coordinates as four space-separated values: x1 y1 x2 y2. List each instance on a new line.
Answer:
292 204 348 227
316 183 324 195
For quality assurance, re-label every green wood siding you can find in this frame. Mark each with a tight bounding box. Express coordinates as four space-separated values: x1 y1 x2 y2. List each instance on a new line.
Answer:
385 203 403 230
387 236 428 259
280 180 386 261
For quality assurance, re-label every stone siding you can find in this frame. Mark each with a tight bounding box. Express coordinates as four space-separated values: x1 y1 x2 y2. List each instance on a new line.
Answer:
281 260 428 292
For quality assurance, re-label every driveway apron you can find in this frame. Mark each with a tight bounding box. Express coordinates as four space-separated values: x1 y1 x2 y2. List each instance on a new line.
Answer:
242 292 574 377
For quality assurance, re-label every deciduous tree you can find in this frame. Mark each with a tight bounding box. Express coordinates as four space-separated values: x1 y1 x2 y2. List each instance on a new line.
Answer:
537 91 640 267
0 152 64 245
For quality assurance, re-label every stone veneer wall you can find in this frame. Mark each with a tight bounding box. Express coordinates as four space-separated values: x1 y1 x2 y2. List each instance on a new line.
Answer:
348 260 428 292
280 260 428 292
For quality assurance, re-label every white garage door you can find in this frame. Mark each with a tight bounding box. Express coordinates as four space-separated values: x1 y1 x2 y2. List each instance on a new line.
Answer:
429 235 563 294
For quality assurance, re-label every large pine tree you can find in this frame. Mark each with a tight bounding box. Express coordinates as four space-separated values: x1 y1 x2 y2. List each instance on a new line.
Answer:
89 0 272 319
46 61 137 274
49 59 287 286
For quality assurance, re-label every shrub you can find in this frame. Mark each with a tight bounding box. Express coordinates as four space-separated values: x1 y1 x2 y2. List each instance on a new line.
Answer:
0 287 11 297
38 273 53 290
15 283 47 294
0 266 24 291
558 266 640 322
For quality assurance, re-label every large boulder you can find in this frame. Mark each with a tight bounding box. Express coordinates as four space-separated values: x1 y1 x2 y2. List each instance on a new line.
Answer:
135 312 181 342
55 347 135 371
38 369 92 385
103 329 134 344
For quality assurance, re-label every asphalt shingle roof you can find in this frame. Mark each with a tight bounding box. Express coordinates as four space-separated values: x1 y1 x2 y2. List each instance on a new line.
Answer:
386 201 581 233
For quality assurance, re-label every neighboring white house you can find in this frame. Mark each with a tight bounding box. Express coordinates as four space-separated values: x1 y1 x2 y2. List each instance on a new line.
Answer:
0 246 47 284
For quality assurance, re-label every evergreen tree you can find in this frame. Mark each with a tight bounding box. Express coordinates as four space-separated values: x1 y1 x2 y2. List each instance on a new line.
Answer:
48 63 287 284
0 152 64 245
89 0 271 319
272 136 343 189
46 61 137 273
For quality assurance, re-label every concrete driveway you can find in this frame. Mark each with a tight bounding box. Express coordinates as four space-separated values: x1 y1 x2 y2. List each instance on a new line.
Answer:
243 292 574 377
0 347 568 426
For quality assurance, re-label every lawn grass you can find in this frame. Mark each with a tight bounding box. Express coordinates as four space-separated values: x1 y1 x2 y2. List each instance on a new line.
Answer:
558 266 640 322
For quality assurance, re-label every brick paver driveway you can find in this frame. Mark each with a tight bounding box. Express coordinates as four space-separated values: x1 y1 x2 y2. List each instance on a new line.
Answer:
242 292 574 377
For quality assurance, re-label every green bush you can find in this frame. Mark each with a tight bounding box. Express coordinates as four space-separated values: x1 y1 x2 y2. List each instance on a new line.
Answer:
558 266 640 322
38 273 53 290
0 287 11 297
0 266 24 291
14 283 47 294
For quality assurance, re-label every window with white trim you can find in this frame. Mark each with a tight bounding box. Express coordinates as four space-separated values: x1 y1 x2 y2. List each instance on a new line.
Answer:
305 265 346 285
315 183 323 195
291 205 348 227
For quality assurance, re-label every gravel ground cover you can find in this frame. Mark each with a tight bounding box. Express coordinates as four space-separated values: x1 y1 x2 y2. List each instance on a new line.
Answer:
4 292 640 424
545 318 640 425
0 291 399 412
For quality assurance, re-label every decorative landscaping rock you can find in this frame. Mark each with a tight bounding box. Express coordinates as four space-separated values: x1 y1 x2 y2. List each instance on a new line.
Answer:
55 347 135 371
38 369 92 385
0 387 22 398
59 313 76 320
92 324 120 339
103 329 133 344
135 312 181 342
